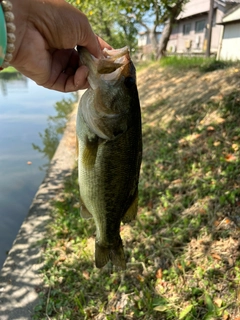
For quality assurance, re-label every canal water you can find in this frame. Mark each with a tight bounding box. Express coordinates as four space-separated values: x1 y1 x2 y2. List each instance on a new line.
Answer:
0 73 72 268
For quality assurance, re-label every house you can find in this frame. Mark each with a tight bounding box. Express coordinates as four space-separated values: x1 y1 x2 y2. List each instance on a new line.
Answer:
167 0 240 54
137 30 162 59
217 4 240 60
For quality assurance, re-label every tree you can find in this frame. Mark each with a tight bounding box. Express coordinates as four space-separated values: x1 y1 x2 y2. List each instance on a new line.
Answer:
157 0 188 59
122 0 189 59
205 0 214 57
123 0 164 59
67 0 138 50
67 0 189 59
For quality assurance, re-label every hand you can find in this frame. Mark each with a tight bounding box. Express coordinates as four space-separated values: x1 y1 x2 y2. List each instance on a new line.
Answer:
10 0 111 92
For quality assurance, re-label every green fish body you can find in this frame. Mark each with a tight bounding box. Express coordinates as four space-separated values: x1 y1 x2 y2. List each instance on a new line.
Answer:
76 47 142 269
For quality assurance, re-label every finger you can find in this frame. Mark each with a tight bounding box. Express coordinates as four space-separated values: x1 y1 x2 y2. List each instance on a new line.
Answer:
48 65 89 92
96 35 112 51
71 11 103 58
43 49 76 90
73 65 89 90
82 31 102 58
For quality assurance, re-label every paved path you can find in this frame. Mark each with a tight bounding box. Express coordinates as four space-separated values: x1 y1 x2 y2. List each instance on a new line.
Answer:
0 107 77 320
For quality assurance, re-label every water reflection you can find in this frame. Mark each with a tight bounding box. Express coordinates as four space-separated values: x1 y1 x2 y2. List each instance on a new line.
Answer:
32 94 77 163
0 73 73 268
0 72 27 96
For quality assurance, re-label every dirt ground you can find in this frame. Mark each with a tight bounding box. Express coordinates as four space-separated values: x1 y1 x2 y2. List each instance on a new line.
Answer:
137 63 240 126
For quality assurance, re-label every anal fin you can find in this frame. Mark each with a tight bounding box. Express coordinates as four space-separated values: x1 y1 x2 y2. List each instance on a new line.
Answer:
122 191 138 223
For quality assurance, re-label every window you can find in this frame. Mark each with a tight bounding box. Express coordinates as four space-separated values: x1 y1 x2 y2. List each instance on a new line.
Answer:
183 23 191 35
195 20 205 33
172 25 179 35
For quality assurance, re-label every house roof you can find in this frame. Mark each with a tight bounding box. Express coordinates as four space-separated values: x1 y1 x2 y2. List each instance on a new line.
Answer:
225 0 240 3
222 3 240 22
177 0 211 20
177 0 240 20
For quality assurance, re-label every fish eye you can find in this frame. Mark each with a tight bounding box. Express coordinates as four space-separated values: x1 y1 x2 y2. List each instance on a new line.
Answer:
124 77 135 88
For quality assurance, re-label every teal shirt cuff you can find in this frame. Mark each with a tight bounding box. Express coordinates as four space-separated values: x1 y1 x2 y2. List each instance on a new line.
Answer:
0 4 7 66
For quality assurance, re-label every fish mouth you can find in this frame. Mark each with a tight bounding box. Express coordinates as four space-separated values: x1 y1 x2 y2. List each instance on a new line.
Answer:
99 47 135 83
78 46 134 86
97 47 129 72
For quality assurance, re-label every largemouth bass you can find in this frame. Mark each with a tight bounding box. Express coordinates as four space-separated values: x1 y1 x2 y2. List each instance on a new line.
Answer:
76 46 142 270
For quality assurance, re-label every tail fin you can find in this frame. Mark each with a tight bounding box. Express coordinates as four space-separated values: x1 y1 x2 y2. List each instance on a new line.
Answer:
95 241 126 270
95 244 109 268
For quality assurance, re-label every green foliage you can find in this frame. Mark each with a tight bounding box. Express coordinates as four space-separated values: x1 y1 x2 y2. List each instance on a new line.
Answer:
66 0 190 58
67 0 138 50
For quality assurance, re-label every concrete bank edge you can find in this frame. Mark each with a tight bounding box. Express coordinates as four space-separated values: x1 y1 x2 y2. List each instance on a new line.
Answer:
0 105 78 320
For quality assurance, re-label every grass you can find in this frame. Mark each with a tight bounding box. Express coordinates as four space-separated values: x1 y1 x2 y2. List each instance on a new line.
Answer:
135 56 235 75
0 66 23 81
0 66 17 73
33 60 240 319
135 60 156 71
159 55 235 72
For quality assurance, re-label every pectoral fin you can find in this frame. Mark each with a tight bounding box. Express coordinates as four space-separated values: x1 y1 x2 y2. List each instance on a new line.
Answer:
82 135 99 168
79 197 92 220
